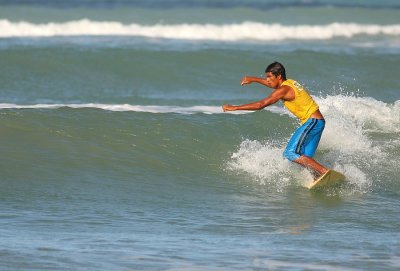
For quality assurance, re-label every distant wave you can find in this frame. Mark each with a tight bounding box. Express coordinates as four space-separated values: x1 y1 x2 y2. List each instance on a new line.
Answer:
1 19 400 41
2 0 399 10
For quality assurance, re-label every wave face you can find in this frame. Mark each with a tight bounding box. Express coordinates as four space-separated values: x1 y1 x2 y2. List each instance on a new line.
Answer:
2 95 399 196
1 19 400 41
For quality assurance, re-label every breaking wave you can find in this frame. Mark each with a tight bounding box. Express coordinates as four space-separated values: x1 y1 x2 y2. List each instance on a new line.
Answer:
227 95 400 194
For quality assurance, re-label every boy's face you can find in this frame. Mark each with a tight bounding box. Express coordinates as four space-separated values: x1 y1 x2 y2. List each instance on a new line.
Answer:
265 72 282 88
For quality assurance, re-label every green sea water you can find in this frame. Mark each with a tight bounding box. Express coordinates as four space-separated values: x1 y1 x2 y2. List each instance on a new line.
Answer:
1 1 400 270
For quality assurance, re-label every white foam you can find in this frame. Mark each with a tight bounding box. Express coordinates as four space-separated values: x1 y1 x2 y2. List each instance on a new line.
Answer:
226 139 299 191
315 95 400 161
317 95 400 133
1 19 399 41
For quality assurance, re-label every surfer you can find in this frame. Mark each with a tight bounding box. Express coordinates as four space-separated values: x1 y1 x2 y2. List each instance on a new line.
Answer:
222 62 328 180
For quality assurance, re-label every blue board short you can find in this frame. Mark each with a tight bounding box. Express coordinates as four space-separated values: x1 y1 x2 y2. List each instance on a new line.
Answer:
283 118 325 161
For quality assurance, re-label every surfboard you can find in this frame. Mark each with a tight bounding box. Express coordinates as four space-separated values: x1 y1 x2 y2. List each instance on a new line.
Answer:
307 169 346 190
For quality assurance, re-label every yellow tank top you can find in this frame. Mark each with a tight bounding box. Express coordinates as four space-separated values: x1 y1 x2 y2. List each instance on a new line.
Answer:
281 79 319 124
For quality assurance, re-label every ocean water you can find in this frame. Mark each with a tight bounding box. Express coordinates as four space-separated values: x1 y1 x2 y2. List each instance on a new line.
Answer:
1 1 400 270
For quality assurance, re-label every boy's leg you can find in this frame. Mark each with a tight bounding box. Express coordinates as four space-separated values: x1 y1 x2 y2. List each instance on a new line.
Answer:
294 155 328 179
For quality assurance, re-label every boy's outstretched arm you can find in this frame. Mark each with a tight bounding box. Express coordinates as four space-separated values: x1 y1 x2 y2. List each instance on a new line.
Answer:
222 87 288 112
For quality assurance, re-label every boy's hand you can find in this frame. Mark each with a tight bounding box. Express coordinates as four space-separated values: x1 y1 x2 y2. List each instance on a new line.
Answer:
241 76 252 86
222 104 236 112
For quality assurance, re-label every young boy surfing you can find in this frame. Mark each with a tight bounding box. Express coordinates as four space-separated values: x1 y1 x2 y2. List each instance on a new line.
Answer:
223 62 328 181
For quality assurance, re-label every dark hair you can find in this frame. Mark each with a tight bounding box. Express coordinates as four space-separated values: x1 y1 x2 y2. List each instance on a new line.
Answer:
265 62 286 80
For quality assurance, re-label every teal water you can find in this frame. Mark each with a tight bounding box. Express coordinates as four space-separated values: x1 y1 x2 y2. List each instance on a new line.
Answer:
1 1 400 270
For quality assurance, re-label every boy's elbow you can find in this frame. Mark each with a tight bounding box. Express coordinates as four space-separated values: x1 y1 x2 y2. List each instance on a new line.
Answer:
259 99 274 109
256 102 267 110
